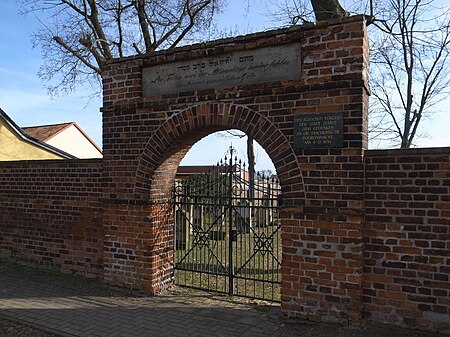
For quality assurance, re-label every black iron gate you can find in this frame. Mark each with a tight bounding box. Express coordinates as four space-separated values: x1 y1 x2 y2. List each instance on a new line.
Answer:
173 148 281 301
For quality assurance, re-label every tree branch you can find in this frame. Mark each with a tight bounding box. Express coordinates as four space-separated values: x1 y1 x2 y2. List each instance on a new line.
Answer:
134 0 154 52
53 35 101 74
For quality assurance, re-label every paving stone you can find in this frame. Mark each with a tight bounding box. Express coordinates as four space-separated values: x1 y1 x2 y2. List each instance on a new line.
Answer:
0 262 444 337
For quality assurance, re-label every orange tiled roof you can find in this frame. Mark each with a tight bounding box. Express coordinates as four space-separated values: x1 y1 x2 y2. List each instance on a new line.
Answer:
22 122 73 142
177 166 215 175
0 108 76 159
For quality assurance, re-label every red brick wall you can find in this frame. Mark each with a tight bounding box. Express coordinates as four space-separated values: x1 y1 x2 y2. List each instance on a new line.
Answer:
0 15 448 333
0 160 103 278
364 148 450 332
100 15 370 321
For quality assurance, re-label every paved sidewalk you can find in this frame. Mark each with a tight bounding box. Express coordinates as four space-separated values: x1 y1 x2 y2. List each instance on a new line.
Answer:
0 262 441 337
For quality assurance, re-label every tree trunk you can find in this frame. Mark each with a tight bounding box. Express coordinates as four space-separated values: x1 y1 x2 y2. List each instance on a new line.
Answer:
247 135 255 200
310 0 348 21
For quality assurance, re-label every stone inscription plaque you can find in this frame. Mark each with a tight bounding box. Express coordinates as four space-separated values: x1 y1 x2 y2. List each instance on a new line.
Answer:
294 113 344 148
143 44 301 96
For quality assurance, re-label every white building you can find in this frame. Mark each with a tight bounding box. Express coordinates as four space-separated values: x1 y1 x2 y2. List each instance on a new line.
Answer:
23 122 102 159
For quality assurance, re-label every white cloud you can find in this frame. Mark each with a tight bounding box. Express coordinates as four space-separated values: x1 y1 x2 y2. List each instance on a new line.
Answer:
0 90 49 114
0 67 18 76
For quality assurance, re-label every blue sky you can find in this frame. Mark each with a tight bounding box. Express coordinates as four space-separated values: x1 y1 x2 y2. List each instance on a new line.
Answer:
0 0 449 172
0 0 279 171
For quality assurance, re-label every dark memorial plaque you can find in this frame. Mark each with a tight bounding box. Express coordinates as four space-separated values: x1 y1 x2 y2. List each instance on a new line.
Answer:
294 113 344 148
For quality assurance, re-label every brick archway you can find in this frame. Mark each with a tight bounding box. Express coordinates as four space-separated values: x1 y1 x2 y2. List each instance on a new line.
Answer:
100 16 370 323
133 102 305 205
126 102 306 302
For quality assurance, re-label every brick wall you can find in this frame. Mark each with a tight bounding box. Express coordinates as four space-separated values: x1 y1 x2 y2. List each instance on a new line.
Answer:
364 148 450 332
2 14 447 333
0 160 103 277
100 15 370 321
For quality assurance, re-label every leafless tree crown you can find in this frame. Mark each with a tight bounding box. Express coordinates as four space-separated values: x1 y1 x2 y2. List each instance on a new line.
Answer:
267 0 450 148
19 0 224 96
369 0 450 148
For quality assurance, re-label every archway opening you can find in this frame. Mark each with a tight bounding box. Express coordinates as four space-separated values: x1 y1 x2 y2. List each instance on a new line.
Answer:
172 130 282 302
133 103 304 300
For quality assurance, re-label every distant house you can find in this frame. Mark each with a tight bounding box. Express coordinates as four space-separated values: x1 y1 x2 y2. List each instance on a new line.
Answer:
23 122 102 159
174 164 280 248
176 165 214 179
176 165 250 181
0 108 75 161
0 108 102 161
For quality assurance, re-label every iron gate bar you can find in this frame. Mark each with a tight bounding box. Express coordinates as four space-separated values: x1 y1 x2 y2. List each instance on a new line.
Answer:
173 147 281 301
175 202 229 273
227 153 233 296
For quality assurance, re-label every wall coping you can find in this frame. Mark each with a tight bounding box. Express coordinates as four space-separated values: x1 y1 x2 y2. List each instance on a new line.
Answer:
365 147 450 157
103 15 367 66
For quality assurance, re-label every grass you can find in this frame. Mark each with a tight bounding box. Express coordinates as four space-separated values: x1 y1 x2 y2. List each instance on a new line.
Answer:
174 222 282 302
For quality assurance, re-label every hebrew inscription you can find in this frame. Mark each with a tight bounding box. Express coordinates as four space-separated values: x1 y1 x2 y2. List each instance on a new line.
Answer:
294 113 344 148
143 44 301 96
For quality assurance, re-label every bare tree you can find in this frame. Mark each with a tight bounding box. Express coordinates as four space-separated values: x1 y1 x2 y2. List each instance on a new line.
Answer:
18 0 225 96
219 130 257 199
369 0 450 148
267 0 350 24
267 0 450 148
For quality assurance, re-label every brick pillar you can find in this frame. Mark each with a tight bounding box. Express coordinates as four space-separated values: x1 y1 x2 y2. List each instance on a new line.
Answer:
280 16 370 322
280 147 366 323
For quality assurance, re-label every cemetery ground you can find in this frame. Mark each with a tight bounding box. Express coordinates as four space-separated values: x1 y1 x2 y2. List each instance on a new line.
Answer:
0 261 443 337
174 221 282 302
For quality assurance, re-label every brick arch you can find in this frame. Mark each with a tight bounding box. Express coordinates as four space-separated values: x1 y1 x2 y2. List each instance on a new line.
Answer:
133 102 305 204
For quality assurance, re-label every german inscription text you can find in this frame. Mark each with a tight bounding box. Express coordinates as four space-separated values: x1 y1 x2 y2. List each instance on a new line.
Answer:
143 44 301 96
294 113 344 148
